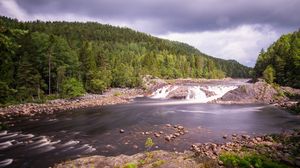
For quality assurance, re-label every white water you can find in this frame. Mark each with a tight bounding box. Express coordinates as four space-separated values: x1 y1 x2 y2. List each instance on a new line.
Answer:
150 85 237 103
151 85 178 99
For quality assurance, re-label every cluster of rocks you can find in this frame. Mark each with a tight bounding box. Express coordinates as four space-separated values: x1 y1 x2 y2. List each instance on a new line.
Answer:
164 124 188 141
121 124 189 142
191 130 300 167
0 88 144 119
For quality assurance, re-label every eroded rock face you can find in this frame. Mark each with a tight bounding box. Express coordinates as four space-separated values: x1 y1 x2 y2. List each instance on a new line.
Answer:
214 81 287 104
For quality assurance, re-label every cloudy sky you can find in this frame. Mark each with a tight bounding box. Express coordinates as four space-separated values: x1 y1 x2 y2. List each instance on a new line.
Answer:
1 0 299 67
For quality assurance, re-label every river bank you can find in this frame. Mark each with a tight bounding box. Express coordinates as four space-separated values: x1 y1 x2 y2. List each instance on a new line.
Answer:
0 88 144 120
54 130 300 168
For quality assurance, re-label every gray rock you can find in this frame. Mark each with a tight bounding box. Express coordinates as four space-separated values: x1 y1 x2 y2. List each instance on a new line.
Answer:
165 136 171 141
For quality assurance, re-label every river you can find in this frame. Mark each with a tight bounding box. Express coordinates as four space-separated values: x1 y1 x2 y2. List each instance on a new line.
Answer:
1 81 300 167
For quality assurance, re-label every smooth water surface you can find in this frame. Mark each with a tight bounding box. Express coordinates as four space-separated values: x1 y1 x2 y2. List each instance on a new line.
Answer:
1 98 300 167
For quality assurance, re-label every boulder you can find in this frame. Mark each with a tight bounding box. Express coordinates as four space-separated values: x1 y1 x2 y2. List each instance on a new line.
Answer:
167 86 189 99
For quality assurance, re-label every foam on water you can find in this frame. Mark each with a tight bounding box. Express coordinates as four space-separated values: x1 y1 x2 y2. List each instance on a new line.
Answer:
0 130 96 167
0 140 14 150
0 159 13 167
0 131 7 136
151 85 178 99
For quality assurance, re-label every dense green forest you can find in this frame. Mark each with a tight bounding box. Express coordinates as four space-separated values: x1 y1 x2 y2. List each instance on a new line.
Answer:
0 16 250 104
254 29 300 88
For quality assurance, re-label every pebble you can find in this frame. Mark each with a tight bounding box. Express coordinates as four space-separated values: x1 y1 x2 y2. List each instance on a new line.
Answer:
120 129 125 133
255 137 262 142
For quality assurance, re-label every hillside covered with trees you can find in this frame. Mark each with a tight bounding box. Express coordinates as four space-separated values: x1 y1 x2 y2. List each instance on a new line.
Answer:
0 16 251 105
254 29 300 88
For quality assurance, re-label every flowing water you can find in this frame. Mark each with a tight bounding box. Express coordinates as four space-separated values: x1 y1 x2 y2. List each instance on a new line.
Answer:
1 80 300 167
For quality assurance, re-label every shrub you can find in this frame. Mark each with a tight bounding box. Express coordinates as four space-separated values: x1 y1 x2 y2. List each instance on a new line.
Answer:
90 79 107 93
145 137 154 151
263 65 275 84
62 78 85 98
220 152 289 168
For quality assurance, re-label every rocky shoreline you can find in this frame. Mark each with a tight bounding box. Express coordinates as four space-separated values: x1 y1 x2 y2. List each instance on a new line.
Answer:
54 130 300 168
0 88 144 119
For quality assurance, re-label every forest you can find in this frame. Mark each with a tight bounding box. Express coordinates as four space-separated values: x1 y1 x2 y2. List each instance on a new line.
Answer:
0 16 251 105
254 29 300 88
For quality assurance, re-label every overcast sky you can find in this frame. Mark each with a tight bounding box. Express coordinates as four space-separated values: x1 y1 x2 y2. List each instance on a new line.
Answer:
1 0 299 67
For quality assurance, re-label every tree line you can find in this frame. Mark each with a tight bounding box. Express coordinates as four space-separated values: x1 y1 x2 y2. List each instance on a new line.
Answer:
254 29 300 88
0 16 251 105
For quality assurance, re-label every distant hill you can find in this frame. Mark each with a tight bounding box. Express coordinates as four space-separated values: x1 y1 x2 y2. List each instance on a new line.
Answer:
0 16 251 103
254 29 300 88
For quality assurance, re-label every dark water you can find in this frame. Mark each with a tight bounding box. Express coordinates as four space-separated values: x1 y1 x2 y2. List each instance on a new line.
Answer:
1 98 300 167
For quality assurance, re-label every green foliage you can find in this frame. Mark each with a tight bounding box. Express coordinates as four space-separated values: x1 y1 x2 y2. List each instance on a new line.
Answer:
122 162 137 168
272 83 285 98
145 137 154 151
220 152 289 168
61 78 85 98
90 79 107 93
0 81 16 105
254 30 300 88
263 65 275 84
0 16 251 105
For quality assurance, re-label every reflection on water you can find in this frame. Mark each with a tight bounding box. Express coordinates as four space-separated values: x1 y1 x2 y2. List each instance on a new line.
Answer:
1 98 300 167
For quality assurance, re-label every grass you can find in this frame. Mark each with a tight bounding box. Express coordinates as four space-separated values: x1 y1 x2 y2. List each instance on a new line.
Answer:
219 152 289 168
122 162 137 168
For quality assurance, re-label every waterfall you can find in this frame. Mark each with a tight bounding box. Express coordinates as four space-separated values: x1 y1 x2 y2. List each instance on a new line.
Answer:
186 86 207 100
150 85 178 99
150 85 237 103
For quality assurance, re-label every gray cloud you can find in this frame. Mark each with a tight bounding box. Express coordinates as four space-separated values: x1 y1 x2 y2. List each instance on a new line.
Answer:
11 0 300 34
0 0 299 66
